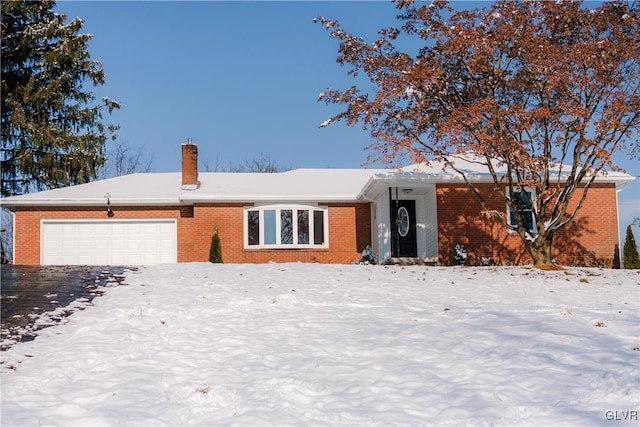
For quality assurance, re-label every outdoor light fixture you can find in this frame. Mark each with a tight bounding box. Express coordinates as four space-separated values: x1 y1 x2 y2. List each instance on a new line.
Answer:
402 188 414 194
105 192 114 217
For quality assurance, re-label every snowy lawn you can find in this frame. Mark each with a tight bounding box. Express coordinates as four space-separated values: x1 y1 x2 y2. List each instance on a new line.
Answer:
1 263 638 426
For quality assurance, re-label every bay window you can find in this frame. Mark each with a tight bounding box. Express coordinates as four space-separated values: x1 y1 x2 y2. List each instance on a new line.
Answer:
245 205 328 248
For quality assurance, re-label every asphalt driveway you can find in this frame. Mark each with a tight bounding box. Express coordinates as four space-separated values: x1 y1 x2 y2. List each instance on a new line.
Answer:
0 265 130 351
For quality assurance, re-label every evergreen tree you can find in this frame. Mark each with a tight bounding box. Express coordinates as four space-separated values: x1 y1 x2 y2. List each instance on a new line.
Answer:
623 225 640 269
1 0 119 196
209 228 223 263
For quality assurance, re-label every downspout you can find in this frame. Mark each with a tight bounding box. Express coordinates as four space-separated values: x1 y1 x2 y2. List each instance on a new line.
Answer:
396 187 400 257
389 187 393 257
389 187 394 258
389 187 400 258
616 185 625 268
357 176 381 264
11 210 15 264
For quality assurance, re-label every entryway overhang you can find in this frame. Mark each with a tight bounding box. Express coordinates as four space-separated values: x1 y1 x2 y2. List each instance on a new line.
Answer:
358 172 441 265
358 173 444 202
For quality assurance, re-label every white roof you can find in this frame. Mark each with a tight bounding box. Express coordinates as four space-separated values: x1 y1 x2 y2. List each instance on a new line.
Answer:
0 169 386 207
183 169 383 202
358 156 635 199
399 155 634 181
1 174 183 207
1 159 633 208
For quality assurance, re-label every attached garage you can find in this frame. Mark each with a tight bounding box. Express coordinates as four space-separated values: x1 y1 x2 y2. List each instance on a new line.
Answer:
41 219 177 265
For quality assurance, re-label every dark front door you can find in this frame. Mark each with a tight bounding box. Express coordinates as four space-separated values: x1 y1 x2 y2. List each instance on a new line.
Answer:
391 199 417 257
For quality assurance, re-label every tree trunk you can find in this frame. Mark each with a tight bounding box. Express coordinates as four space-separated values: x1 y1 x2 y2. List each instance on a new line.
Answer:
527 235 562 270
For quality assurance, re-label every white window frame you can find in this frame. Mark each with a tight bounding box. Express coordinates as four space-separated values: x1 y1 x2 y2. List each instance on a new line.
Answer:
243 204 329 249
506 187 537 234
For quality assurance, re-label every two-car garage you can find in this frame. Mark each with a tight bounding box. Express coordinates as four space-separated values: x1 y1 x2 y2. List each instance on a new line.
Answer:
41 219 177 265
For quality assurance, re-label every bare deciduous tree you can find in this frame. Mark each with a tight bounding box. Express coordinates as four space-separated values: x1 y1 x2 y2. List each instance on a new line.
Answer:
101 140 154 178
201 153 288 173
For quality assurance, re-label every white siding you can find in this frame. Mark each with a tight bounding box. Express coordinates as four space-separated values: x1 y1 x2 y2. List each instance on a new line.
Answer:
377 196 392 263
423 186 439 259
373 185 439 263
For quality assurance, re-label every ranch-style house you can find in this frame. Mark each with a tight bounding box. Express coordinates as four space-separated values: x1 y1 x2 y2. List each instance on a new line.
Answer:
1 143 634 267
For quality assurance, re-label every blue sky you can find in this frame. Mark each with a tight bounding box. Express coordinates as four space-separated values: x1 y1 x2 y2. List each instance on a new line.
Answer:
55 1 638 233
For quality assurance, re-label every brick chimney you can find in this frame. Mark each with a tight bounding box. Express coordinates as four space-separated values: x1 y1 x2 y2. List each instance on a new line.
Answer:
181 139 198 190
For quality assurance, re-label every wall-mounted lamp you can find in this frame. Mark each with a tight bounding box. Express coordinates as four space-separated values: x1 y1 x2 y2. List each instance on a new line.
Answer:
402 188 414 194
105 192 114 217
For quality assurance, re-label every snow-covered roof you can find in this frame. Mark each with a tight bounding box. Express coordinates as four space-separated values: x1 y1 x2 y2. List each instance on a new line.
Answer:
1 159 633 208
373 156 634 185
182 169 383 203
0 169 386 207
357 156 635 200
1 174 183 207
399 156 635 183
399 155 508 176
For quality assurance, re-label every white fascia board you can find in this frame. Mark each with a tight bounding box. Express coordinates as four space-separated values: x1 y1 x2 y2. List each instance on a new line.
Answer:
179 194 362 203
607 174 636 188
357 170 633 201
356 176 378 202
360 172 483 195
368 170 635 187
0 198 182 208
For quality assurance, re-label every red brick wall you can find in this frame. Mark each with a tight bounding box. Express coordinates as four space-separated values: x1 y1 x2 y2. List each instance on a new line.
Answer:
183 202 370 264
436 183 620 267
12 202 371 265
13 183 618 267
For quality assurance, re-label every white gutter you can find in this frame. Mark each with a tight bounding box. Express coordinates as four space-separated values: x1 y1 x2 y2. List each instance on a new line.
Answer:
616 185 627 268
0 193 365 207
356 176 378 202
617 187 622 268
11 210 16 264
0 198 183 208
179 194 362 203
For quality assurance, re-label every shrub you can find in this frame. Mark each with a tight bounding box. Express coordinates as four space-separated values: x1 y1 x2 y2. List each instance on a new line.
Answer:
209 228 223 263
480 256 496 266
453 244 468 266
359 245 376 265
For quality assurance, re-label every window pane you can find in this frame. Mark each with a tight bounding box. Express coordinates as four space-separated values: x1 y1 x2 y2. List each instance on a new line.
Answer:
514 191 532 209
298 210 309 244
247 210 260 246
523 211 534 231
281 209 293 244
510 190 534 231
264 209 276 245
313 211 324 245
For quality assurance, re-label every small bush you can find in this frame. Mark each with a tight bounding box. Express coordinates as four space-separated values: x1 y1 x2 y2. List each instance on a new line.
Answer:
209 228 223 263
358 245 376 265
453 244 468 266
480 256 496 266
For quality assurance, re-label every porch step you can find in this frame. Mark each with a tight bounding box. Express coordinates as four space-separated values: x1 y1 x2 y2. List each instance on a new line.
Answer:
384 257 438 266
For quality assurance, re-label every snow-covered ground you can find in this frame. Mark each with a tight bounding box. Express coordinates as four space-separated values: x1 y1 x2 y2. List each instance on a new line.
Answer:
1 263 638 426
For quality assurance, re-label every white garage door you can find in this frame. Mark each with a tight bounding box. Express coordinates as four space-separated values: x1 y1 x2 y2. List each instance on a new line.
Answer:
41 219 177 265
